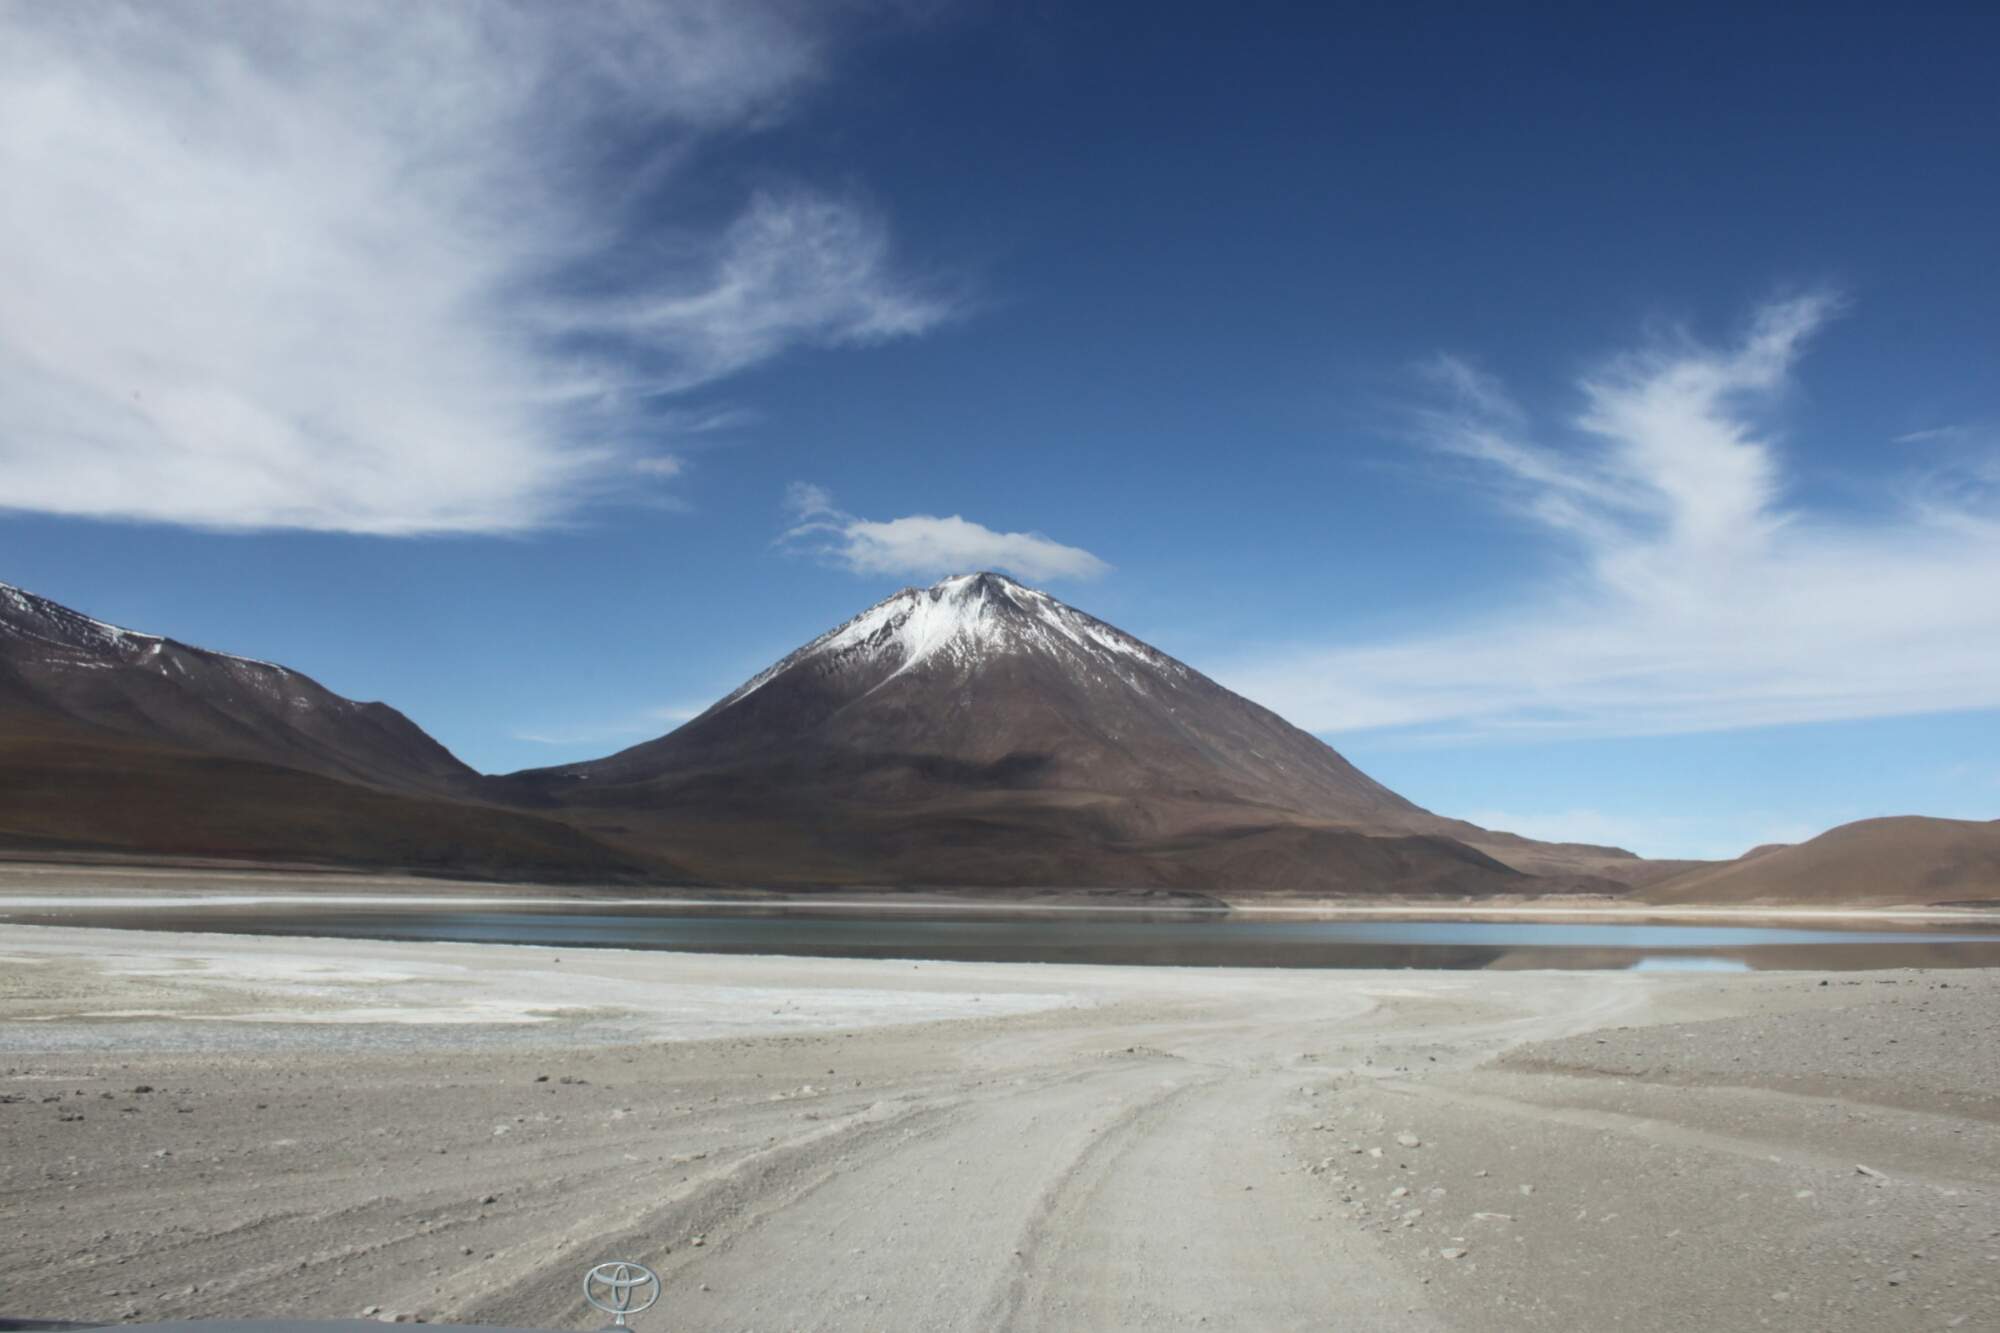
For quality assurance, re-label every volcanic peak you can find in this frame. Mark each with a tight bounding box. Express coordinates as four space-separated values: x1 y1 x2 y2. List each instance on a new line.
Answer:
719 571 1181 711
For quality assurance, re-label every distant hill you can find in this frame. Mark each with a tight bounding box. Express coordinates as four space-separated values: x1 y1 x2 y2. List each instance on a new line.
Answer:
1 582 476 796
1645 816 2000 907
0 582 665 881
0 709 656 881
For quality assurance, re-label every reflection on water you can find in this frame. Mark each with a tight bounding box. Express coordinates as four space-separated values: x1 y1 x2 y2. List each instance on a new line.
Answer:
1627 956 1754 972
6 904 2000 971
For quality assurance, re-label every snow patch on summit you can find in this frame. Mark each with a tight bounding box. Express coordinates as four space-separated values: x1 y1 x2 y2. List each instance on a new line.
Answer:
718 572 1185 711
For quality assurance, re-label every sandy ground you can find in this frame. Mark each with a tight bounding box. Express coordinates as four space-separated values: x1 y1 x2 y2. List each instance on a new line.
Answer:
2 925 1996 1332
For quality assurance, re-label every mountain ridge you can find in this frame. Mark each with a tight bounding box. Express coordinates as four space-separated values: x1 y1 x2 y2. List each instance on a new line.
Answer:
1644 815 2000 907
1 580 476 797
0 571 1794 897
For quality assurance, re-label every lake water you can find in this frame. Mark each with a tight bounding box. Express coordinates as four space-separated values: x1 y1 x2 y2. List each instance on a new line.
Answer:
10 903 2000 971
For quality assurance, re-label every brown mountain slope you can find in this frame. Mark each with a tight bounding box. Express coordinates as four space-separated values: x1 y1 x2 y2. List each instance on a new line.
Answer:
1 582 476 797
509 573 1615 895
0 709 660 881
0 582 671 882
1645 816 2000 907
537 572 1421 823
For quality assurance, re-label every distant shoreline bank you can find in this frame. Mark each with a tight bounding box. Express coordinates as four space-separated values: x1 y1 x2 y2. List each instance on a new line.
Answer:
1 879 1996 927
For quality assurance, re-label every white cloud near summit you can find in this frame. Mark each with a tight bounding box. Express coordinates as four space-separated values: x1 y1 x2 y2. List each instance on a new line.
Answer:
782 483 1112 583
0 1 950 535
1222 294 2000 740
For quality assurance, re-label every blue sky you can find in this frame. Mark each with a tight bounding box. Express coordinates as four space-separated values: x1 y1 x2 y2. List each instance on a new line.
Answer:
3 2 1997 859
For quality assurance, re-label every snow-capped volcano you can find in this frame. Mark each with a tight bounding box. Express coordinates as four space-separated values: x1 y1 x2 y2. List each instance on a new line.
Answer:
720 571 1187 711
545 570 1418 821
515 572 1545 893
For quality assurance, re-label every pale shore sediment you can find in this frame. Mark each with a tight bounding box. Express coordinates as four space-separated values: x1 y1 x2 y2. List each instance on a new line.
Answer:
5 889 1999 925
3 923 1995 1332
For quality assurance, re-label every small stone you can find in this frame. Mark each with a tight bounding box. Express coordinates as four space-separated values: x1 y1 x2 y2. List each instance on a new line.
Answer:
1886 1271 1907 1286
480 1194 497 1205
1395 1132 1422 1148
1390 1186 1410 1200
1440 1247 1468 1260
1518 1184 1535 1195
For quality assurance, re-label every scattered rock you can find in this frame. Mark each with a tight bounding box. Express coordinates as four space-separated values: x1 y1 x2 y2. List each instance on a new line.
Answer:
1440 1247 1468 1260
1395 1131 1422 1148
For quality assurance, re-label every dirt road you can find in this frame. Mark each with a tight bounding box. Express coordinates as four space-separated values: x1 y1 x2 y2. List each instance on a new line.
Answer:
3 926 1994 1330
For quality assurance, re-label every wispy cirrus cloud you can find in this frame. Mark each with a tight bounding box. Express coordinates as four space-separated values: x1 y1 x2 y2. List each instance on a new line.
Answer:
1220 294 2000 741
0 1 953 535
781 483 1112 582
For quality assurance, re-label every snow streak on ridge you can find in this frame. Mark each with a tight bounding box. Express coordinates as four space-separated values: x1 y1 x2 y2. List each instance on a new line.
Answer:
716 572 1185 712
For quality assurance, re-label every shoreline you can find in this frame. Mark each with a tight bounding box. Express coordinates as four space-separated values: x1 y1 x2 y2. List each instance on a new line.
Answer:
2 887 1997 926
